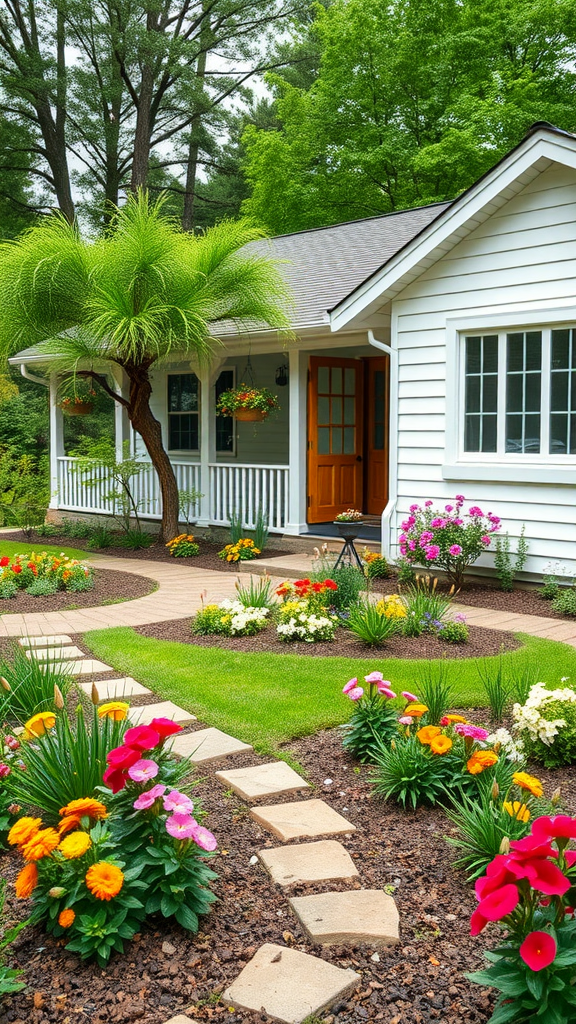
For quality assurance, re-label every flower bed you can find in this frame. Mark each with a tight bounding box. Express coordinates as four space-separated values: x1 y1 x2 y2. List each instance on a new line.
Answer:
0 567 156 613
0 551 93 599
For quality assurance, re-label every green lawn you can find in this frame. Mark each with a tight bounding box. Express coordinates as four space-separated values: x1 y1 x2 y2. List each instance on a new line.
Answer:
0 539 90 560
85 629 576 753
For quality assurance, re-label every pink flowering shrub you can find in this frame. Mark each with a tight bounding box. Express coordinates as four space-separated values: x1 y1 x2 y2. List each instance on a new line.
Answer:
398 496 501 587
341 672 399 763
468 815 576 1023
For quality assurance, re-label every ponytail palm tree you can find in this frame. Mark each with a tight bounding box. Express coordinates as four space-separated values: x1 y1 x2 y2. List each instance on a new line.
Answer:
0 193 291 540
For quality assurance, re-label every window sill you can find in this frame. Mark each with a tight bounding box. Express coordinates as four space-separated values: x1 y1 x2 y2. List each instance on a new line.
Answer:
442 463 576 485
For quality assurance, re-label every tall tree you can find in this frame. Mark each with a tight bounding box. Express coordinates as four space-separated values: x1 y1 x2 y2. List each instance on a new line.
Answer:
0 194 291 540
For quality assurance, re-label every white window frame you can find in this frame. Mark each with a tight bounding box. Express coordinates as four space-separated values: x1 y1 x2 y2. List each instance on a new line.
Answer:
166 372 200 454
215 366 237 457
443 308 576 485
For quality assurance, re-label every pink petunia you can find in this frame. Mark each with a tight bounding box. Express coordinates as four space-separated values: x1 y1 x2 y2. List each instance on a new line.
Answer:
468 506 483 517
398 715 413 725
191 825 218 852
445 504 453 512
343 677 359 694
425 500 433 507
519 931 556 972
127 759 159 783
402 690 419 702
455 494 465 503
133 784 166 810
454 724 489 741
364 671 384 684
163 790 194 814
408 539 417 551
481 535 491 545
165 813 199 839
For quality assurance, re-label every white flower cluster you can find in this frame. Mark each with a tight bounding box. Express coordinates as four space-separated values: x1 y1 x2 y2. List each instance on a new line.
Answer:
512 681 576 747
486 727 525 762
218 599 269 635
277 609 337 642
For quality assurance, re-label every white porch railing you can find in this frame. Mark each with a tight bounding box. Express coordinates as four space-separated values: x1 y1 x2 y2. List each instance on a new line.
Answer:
56 457 289 531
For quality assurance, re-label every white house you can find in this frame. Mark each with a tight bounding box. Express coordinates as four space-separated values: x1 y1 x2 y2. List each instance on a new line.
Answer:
10 122 576 577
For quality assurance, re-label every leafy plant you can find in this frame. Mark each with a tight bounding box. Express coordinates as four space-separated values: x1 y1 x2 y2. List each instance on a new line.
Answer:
0 880 27 996
476 653 513 724
507 661 540 705
341 673 399 762
87 525 114 549
402 579 450 637
445 786 533 881
347 599 400 646
320 564 364 611
0 648 73 721
165 534 200 557
228 509 243 545
396 558 416 584
35 522 60 538
120 529 154 551
216 384 280 416
437 619 469 643
399 497 501 588
193 599 269 637
552 585 576 617
0 453 49 539
540 574 560 600
70 437 150 534
0 580 17 600
178 488 203 531
218 538 259 562
235 575 276 610
512 681 576 768
60 518 94 539
252 508 269 552
416 660 454 724
371 736 453 809
362 548 389 579
26 577 59 596
494 525 528 592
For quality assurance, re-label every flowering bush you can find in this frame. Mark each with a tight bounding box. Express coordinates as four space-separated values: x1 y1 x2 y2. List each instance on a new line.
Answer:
437 617 470 644
398 496 502 588
334 509 363 523
276 602 338 642
512 681 576 767
218 538 260 562
467 814 576 1024
341 672 400 762
361 548 389 578
165 534 200 557
375 593 407 620
0 551 93 594
193 599 269 636
216 384 280 416
276 577 338 614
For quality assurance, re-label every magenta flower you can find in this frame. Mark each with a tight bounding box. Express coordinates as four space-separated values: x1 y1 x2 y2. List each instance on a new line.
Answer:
343 677 358 694
519 931 557 972
166 812 199 839
425 500 433 507
468 506 483 517
398 533 407 544
128 759 159 783
409 504 420 513
454 613 467 623
347 686 364 701
0 764 10 778
402 690 419 702
430 517 444 528
454 724 489 741
425 545 440 560
449 544 462 556
163 790 194 814
377 682 396 698
408 539 416 551
455 494 465 503
481 535 491 545
398 715 413 725
445 504 453 512
453 518 463 525
133 783 166 810
364 671 384 684
191 825 218 852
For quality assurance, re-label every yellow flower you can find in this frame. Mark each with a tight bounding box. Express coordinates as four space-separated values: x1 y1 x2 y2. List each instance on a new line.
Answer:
21 827 60 861
24 711 56 738
58 909 76 928
404 702 428 718
97 701 129 721
444 714 467 724
430 734 453 755
512 772 543 798
417 725 441 745
59 832 92 859
503 800 531 823
8 816 42 847
85 862 124 900
59 798 107 821
15 862 38 898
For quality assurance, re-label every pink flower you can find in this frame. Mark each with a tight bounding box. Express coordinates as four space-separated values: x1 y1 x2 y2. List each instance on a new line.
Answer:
128 759 159 783
454 724 489 741
454 613 467 623
133 784 166 810
477 882 519 922
149 718 183 739
364 672 384 684
163 790 194 814
402 690 418 702
519 931 556 972
165 813 199 839
453 517 463 525
191 825 218 852
481 535 491 545
398 534 407 544
408 539 416 551
409 504 420 513
0 764 11 778
425 500 433 507
425 545 440 560
123 725 161 751
430 517 445 528
398 715 413 725
377 682 396 698
445 504 453 512
5 735 19 751
532 815 576 843
347 687 364 701
468 506 483 517
343 677 359 694
449 544 462 556
455 494 465 503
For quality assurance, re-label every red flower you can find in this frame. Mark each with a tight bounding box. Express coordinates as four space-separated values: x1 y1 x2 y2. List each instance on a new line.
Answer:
102 765 127 793
470 906 489 936
475 857 517 900
519 931 556 972
311 582 324 593
324 579 338 590
531 815 576 843
149 718 183 739
294 579 311 588
106 745 142 770
477 883 519 922
509 835 555 860
508 857 571 897
11 565 22 574
122 725 161 750
565 851 576 867
0 556 10 567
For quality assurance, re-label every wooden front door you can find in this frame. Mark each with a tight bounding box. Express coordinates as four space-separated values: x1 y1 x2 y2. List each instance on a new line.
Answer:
308 357 363 523
365 356 389 515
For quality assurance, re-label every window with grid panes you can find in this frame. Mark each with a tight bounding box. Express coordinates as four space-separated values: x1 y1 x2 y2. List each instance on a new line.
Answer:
167 374 199 451
215 369 235 453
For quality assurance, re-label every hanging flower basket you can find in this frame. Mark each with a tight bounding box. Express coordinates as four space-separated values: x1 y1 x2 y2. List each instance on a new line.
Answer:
60 398 95 416
216 384 280 422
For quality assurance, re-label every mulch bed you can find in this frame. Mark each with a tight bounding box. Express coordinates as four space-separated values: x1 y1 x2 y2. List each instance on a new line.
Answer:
136 617 521 659
0 568 156 615
370 575 568 621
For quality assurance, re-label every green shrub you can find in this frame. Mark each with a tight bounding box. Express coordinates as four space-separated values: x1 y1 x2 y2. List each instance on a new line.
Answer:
552 585 576 617
120 529 154 550
0 881 26 996
320 564 364 611
437 619 469 644
26 577 59 597
0 580 17 600
166 534 200 557
0 648 73 721
396 558 416 584
371 736 453 809
415 660 454 724
494 525 528 592
402 581 450 637
36 523 60 538
87 525 114 548
539 574 560 600
347 599 400 646
362 549 389 579
193 603 227 635
193 599 269 637
61 519 93 539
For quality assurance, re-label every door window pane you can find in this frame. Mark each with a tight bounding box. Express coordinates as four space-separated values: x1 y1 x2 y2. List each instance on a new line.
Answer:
331 397 342 423
215 369 234 453
344 397 355 425
343 427 355 454
317 426 330 454
318 366 330 393
463 335 498 452
168 374 199 450
331 428 342 454
331 367 342 393
344 368 355 394
318 396 330 424
550 328 576 453
505 331 541 453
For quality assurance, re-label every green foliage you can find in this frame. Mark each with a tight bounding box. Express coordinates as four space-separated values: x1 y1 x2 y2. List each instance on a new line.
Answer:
26 578 59 596
552 585 576 617
0 881 27 996
402 582 451 637
0 453 49 539
193 600 269 637
396 559 416 584
70 438 149 534
252 509 269 552
0 648 73 722
87 526 114 549
166 534 200 557
178 489 203 531
445 787 531 881
415 660 454 725
341 692 399 763
437 620 470 644
235 575 276 610
228 510 243 545
316 564 364 611
0 580 17 600
371 736 453 810
36 523 61 538
540 574 560 600
523 698 576 768
507 661 540 706
363 553 389 579
494 526 529 592
120 530 154 551
347 599 400 646
476 654 513 724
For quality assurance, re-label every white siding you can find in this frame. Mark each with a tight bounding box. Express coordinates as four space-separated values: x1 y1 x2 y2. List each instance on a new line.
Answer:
392 162 576 577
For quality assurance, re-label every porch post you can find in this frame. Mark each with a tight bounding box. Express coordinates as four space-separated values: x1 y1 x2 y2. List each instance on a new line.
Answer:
196 361 223 527
284 348 308 535
110 365 131 461
49 374 64 509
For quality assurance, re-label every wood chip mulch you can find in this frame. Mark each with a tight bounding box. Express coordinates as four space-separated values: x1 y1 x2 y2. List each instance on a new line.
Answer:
0 568 156 615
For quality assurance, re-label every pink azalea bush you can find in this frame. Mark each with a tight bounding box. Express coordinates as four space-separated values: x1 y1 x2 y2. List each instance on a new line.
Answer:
398 496 501 588
468 814 576 1022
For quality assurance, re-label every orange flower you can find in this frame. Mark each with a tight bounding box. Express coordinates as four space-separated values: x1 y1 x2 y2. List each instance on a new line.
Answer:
85 862 124 900
513 772 543 798
444 714 467 724
404 702 429 718
58 815 82 836
15 862 38 898
467 750 498 775
24 711 56 738
8 816 42 847
59 798 107 821
417 725 441 745
504 800 531 823
21 827 60 861
58 909 76 929
430 734 453 755
59 832 92 859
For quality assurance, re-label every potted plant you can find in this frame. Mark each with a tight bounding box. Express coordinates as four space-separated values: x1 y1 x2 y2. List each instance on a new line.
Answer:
216 384 280 422
333 508 364 540
59 380 97 416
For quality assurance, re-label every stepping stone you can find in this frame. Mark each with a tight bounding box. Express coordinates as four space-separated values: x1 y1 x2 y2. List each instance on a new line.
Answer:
216 761 309 802
223 942 359 1024
19 635 73 647
26 645 84 661
171 727 252 764
251 799 356 842
163 1017 200 1024
39 659 112 676
128 701 196 727
79 678 152 700
258 840 359 888
289 889 400 948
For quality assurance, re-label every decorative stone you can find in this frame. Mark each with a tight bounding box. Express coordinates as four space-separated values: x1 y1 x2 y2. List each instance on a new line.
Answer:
39 659 112 676
171 727 252 764
215 761 309 801
19 635 73 647
128 701 196 727
223 942 360 1024
162 1016 200 1024
288 889 400 948
26 645 84 661
251 799 355 842
79 678 152 699
258 840 359 888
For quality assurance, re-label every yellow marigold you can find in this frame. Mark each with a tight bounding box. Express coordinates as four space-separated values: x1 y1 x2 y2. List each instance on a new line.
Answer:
444 714 467 724
8 816 42 847
513 772 543 799
58 909 76 929
430 734 453 755
24 711 56 738
404 702 428 718
504 800 531 823
21 827 60 861
59 798 108 821
467 750 499 775
59 831 92 859
97 701 129 722
14 862 38 898
417 725 441 745
85 862 124 901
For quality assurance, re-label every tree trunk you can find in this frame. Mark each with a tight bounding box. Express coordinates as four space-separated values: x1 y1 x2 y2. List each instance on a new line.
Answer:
182 39 208 232
124 362 179 541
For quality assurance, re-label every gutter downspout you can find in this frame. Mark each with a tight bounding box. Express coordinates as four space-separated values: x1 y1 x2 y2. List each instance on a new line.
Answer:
20 364 49 387
367 330 398 561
